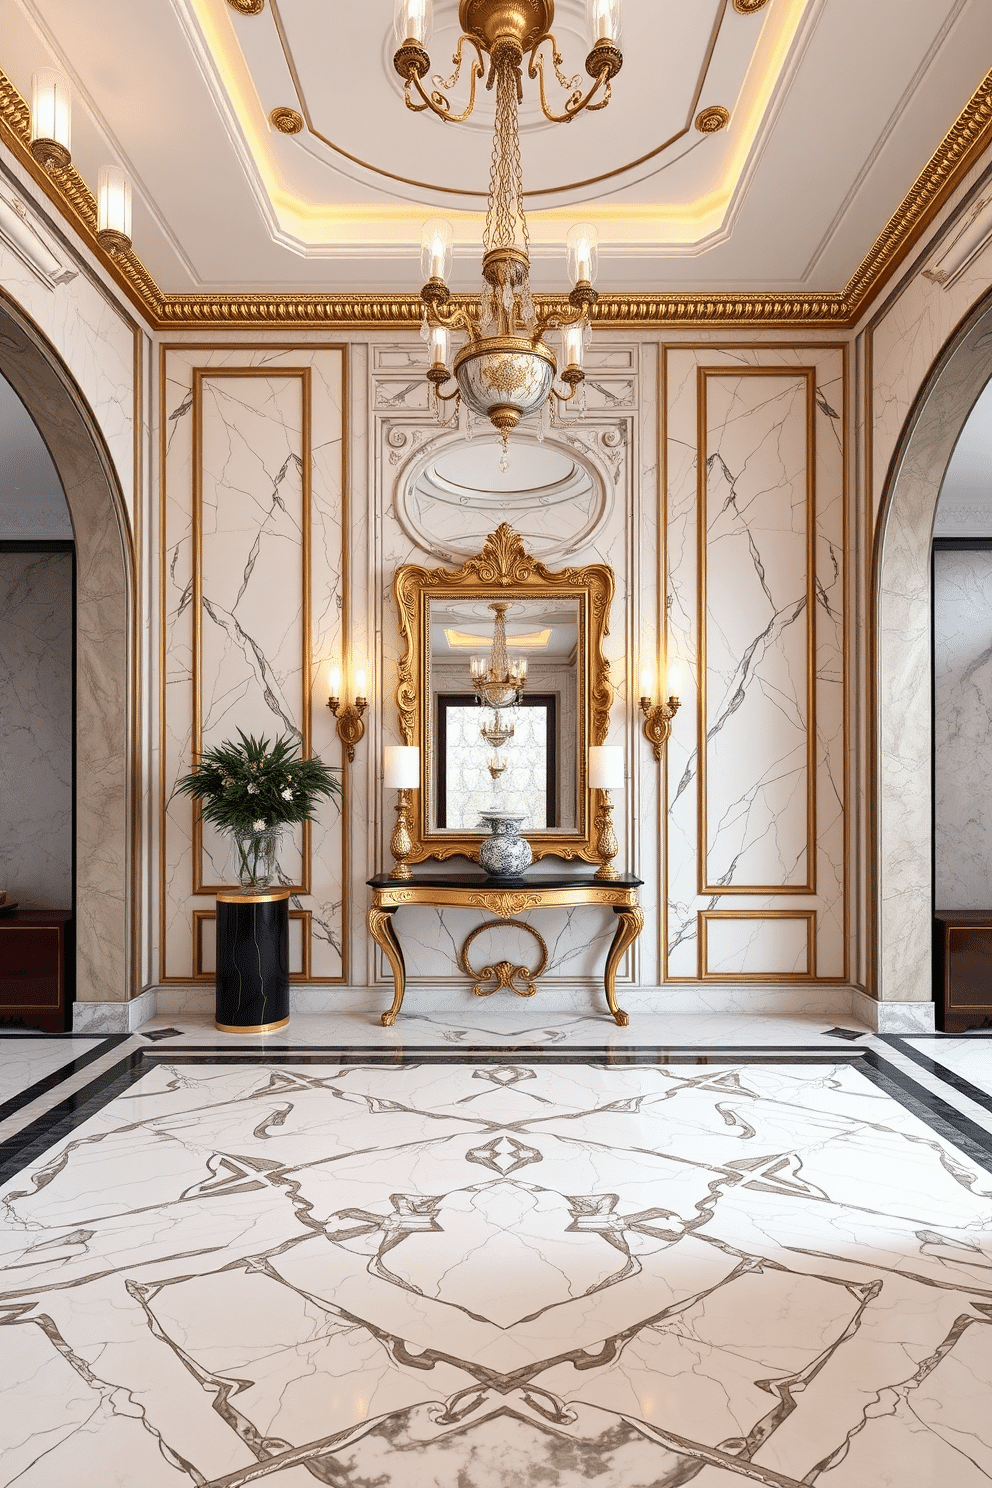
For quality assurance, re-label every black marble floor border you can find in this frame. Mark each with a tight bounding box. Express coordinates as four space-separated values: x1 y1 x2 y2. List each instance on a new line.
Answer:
3 1044 992 1187
0 1035 127 1127
882 1034 992 1117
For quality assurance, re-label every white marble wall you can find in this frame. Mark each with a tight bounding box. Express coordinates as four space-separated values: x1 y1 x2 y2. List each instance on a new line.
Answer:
666 348 846 981
161 347 346 982
0 551 72 908
933 547 992 909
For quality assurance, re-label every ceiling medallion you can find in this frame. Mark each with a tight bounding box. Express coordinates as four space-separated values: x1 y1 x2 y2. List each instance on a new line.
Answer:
269 107 304 135
694 105 730 134
733 0 769 11
393 0 625 453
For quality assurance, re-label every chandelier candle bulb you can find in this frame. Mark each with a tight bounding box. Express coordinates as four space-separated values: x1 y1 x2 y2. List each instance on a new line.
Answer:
567 223 599 286
588 0 621 44
562 323 585 370
30 69 72 169
429 324 450 369
97 167 132 253
394 0 431 46
421 218 453 284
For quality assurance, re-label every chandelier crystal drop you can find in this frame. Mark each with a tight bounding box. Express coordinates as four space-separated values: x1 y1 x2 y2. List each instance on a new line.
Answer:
393 0 622 445
470 602 528 709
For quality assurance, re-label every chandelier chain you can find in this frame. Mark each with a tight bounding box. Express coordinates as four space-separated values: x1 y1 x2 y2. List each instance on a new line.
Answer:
484 51 529 258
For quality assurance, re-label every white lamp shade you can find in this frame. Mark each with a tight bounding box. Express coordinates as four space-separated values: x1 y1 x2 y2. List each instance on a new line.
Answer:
98 167 131 240
429 324 450 368
589 745 624 790
384 746 420 789
31 68 71 150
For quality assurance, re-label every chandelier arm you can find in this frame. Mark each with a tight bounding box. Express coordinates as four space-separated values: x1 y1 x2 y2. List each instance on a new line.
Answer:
533 301 586 339
550 380 580 406
528 40 613 123
426 301 482 338
405 37 486 124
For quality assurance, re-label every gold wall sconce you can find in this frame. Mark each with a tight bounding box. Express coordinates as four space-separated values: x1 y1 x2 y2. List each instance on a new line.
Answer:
384 746 419 880
327 664 367 763
639 660 681 761
589 745 624 881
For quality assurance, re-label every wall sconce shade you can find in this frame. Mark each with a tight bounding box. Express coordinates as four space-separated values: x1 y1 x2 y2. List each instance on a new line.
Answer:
97 167 132 254
30 69 72 169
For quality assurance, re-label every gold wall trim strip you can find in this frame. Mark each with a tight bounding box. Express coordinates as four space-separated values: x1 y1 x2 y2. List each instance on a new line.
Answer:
3 67 990 330
699 909 816 980
696 365 817 897
191 366 312 896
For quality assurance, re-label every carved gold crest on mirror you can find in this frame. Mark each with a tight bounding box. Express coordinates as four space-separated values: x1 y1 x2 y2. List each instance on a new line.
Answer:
394 524 614 865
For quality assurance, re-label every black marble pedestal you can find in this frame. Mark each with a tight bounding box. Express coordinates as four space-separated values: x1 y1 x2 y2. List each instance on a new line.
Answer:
215 889 290 1033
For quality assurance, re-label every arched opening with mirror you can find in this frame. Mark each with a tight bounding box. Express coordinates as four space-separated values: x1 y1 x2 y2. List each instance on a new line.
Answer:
0 297 135 1021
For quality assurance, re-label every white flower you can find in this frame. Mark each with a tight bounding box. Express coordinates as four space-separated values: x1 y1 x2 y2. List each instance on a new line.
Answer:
281 788 293 800
253 819 265 831
247 784 258 794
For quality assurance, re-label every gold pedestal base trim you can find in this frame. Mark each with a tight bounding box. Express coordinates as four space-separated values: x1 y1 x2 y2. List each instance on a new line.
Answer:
215 1015 290 1035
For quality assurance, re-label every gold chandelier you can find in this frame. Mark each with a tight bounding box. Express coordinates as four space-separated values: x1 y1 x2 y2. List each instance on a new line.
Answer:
393 0 623 444
470 602 528 708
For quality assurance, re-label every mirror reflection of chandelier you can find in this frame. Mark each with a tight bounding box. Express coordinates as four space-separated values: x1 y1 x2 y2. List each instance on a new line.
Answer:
480 712 515 750
487 755 508 779
392 0 623 446
470 602 528 708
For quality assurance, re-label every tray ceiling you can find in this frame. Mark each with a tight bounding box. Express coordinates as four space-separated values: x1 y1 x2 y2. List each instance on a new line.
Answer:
0 0 990 295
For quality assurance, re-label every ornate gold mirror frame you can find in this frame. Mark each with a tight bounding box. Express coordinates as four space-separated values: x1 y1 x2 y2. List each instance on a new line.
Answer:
394 524 614 864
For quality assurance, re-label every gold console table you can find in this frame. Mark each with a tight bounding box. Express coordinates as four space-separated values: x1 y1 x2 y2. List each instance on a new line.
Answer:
367 867 644 1027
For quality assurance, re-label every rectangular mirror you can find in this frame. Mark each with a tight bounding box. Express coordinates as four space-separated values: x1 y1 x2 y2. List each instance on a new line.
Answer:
394 525 614 865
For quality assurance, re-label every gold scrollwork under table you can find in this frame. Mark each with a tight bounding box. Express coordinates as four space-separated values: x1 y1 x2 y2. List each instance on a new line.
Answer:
367 867 643 1027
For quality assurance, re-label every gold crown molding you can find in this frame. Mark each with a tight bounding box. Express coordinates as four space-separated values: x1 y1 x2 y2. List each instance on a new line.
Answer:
1 66 991 330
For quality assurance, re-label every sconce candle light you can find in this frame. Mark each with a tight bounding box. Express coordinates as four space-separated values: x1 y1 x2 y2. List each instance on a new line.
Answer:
384 745 420 880
589 744 624 881
97 166 132 255
327 663 368 763
30 68 72 170
640 658 681 762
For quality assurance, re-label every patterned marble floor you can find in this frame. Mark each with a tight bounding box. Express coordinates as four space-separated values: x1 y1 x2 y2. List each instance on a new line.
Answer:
0 1021 990 1486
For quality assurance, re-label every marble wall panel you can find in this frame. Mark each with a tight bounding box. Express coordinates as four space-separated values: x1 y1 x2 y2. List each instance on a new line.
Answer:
161 347 345 982
0 551 72 908
665 347 846 982
933 547 992 909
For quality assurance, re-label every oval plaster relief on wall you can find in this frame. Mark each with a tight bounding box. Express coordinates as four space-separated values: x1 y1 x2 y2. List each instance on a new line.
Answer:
393 430 612 563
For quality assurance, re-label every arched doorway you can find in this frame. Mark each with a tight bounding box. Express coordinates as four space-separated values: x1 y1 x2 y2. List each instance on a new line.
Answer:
0 294 135 1011
874 287 992 1019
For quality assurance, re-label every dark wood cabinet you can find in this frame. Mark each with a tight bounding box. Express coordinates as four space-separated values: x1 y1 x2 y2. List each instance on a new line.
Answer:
0 911 72 1032
933 912 992 1031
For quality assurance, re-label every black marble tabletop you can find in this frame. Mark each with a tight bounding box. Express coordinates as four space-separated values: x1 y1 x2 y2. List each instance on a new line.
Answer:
367 866 643 890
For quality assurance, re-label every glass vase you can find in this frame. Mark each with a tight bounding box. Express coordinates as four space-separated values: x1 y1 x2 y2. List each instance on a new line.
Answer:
231 825 280 890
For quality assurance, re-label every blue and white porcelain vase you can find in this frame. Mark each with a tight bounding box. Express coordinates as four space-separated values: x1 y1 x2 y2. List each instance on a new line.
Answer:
478 812 532 878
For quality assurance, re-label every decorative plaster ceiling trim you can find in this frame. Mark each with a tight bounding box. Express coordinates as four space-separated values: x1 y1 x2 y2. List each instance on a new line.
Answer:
1 65 990 330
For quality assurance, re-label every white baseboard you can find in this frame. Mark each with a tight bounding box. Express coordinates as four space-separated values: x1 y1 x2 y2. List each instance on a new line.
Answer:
72 987 158 1033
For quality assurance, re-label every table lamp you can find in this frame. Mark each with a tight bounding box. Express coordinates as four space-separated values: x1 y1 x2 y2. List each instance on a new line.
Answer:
384 746 420 879
589 745 624 880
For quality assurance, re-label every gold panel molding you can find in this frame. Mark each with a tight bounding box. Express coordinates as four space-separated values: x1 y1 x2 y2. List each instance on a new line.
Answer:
696 366 817 897
699 910 816 980
190 366 313 896
2 67 992 328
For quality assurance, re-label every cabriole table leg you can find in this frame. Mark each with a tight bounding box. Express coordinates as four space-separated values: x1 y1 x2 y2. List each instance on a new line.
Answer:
368 904 406 1025
604 904 643 1026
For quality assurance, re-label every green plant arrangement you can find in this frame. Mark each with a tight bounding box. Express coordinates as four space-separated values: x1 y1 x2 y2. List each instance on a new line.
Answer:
175 729 341 889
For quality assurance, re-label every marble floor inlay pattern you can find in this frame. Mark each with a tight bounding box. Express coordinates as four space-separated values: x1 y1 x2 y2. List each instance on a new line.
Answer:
0 1047 990 1487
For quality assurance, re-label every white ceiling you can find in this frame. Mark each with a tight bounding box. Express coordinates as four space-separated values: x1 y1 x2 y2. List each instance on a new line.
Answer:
1 0 990 294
